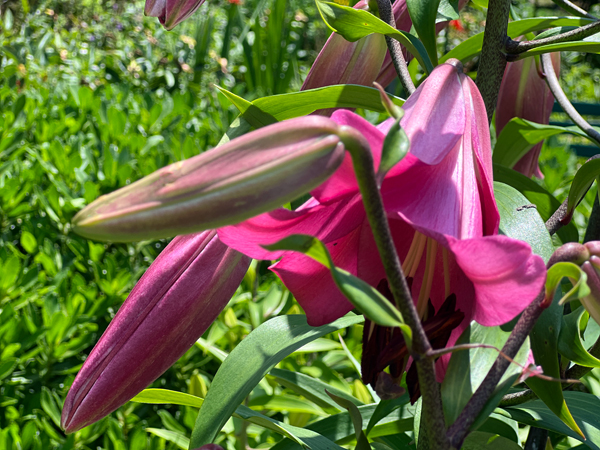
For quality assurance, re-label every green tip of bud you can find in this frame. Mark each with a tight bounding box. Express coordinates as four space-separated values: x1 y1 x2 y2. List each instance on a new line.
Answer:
373 82 404 120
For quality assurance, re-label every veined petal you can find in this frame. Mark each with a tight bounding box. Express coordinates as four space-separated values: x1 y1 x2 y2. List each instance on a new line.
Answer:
218 194 365 260
311 110 384 204
272 226 364 326
400 63 466 165
447 235 546 326
464 74 500 236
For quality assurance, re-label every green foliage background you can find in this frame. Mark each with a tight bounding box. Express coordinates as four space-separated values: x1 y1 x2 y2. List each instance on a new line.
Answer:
1 0 600 448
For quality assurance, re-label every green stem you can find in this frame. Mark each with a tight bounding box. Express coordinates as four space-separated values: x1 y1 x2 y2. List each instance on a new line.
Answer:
375 0 416 95
340 128 450 450
475 0 511 122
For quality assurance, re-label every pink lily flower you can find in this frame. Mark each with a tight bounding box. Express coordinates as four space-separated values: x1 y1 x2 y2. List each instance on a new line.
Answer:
61 231 250 433
218 62 546 380
496 52 561 178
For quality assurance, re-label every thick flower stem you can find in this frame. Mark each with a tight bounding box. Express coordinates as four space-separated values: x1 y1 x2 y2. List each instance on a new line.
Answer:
446 290 545 449
375 0 416 95
475 0 511 122
340 129 450 450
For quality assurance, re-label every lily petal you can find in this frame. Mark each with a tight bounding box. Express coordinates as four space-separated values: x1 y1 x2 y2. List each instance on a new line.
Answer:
447 235 546 326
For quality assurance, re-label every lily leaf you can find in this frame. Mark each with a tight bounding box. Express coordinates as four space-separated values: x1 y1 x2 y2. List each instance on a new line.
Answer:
326 391 371 450
566 158 600 223
545 262 590 306
189 314 363 448
493 118 596 170
492 163 579 243
406 0 441 65
378 115 410 179
558 306 600 368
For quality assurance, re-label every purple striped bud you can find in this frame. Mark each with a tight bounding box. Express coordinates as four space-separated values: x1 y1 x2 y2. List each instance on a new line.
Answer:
144 0 205 30
496 52 561 178
61 231 250 433
72 116 346 242
302 0 410 93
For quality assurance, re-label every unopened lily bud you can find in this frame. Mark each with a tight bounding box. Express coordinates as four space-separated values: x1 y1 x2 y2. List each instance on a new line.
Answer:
145 0 205 30
303 0 409 94
547 242 590 267
72 117 345 242
496 51 560 178
585 241 600 257
61 231 250 433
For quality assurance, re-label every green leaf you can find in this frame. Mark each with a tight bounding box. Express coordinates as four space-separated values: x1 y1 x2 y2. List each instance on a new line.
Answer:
269 368 363 412
365 397 409 436
40 387 61 428
526 288 585 439
215 86 278 128
135 388 345 448
501 391 600 449
461 431 523 450
326 391 371 450
226 85 405 126
441 17 595 63
566 158 600 222
493 182 554 263
378 116 410 179
270 402 414 450
248 395 327 416
406 0 441 65
0 358 17 381
315 0 434 73
493 118 595 170
189 314 363 448
437 0 459 22
545 262 590 306
558 307 600 368
441 322 531 426
132 388 204 408
145 429 189 450
263 235 408 332
493 164 579 243
516 37 600 60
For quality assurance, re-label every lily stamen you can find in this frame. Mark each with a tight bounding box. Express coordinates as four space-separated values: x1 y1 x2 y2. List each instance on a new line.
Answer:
417 238 438 319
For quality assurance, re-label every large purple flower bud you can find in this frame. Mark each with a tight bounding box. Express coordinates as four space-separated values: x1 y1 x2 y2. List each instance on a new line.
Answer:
72 116 346 242
496 52 561 178
302 0 411 93
61 231 250 433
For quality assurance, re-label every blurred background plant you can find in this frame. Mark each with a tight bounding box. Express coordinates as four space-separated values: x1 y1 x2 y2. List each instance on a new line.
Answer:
1 0 600 448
